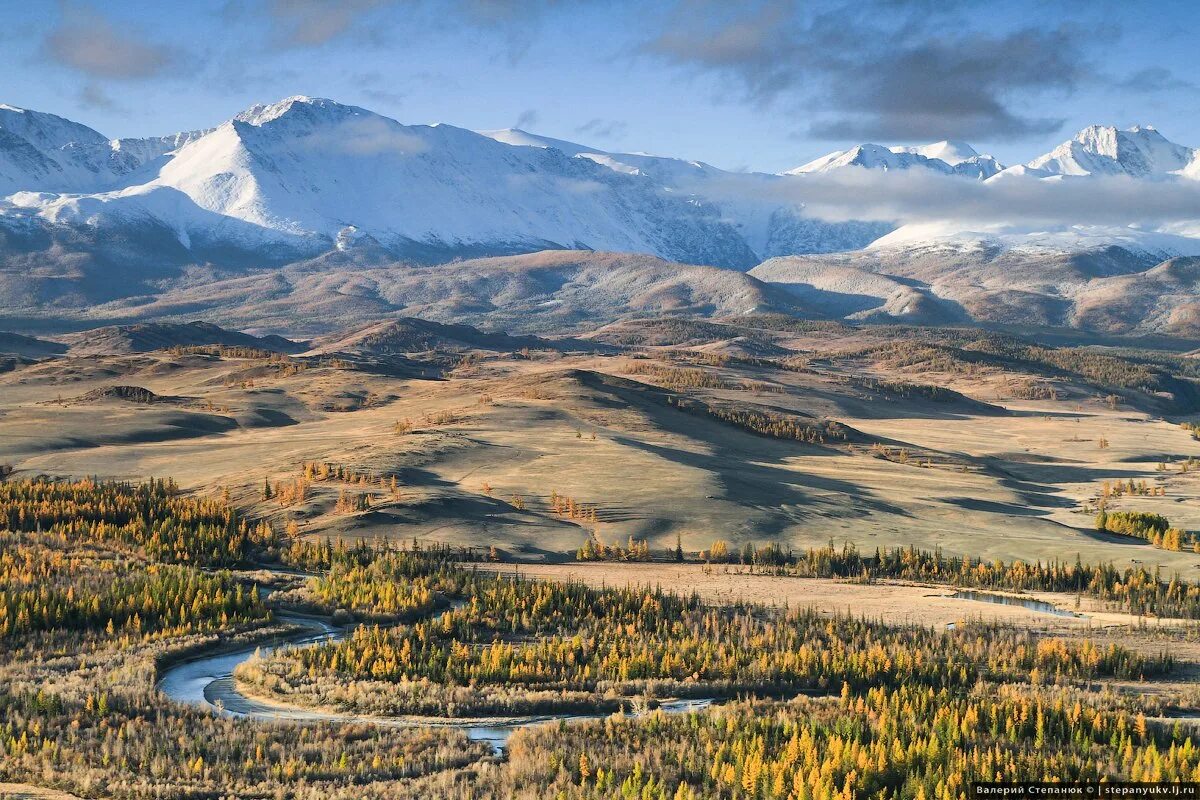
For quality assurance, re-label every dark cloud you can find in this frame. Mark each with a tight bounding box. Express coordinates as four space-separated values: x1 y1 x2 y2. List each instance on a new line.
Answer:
575 118 628 141
641 0 1102 141
259 0 577 60
264 0 394 48
76 83 125 113
1113 66 1197 94
454 0 592 64
514 109 540 130
805 28 1081 140
44 2 176 79
352 71 407 108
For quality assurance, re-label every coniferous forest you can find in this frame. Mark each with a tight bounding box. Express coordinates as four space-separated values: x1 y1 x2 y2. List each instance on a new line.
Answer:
2 477 1200 798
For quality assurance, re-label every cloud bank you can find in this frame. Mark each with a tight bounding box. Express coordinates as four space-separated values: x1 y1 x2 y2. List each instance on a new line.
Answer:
702 168 1200 231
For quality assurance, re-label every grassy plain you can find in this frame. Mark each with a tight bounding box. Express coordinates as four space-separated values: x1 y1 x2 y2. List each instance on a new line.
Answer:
3 321 1200 577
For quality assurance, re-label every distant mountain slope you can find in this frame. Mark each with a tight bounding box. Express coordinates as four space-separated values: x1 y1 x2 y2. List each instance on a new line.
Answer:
310 316 605 356
0 331 66 358
62 321 306 356
312 318 535 355
0 104 207 195
750 245 1200 336
68 251 809 336
1070 256 1200 335
478 127 890 258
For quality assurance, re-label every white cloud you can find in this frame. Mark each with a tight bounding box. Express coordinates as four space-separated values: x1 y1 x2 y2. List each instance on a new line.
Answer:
299 116 428 156
702 168 1200 229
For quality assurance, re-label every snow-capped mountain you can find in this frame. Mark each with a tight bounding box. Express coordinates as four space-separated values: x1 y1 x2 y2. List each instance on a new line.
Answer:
131 95 757 263
0 104 207 195
789 143 953 175
860 125 1200 262
788 140 1003 179
788 126 1198 185
893 140 979 164
0 104 119 194
2 97 817 269
0 97 893 271
1 98 1199 330
891 141 1004 180
478 127 888 258
1023 125 1199 179
1 99 1199 338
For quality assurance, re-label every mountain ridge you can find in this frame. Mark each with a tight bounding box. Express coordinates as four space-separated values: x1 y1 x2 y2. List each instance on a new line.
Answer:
1 98 1198 339
1023 124 1198 178
787 142 1003 179
6 97 1194 282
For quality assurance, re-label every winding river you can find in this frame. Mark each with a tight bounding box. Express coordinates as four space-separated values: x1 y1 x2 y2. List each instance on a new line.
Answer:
157 610 713 753
949 590 1082 618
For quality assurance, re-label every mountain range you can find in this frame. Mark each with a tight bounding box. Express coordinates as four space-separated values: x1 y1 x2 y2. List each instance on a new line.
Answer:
788 140 1005 179
788 124 1200 181
1 95 1199 338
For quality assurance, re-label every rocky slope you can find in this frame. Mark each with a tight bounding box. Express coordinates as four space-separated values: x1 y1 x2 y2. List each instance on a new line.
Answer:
751 246 1200 337
67 250 808 336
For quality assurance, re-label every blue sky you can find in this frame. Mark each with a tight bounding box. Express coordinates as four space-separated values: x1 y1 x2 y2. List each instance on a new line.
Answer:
1 0 1197 173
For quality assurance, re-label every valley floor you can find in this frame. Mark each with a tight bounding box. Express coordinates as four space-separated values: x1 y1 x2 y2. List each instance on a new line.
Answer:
484 562 1195 632
3 322 1200 576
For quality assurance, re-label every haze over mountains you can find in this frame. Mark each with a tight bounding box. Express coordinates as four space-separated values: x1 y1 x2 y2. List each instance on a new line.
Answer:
2 95 1200 338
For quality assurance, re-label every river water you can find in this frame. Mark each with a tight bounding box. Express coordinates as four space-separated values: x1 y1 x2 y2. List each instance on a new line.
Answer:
949 590 1082 618
157 611 714 753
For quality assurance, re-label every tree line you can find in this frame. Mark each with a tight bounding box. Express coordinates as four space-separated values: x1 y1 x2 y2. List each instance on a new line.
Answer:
0 477 275 566
589 540 1200 620
1095 510 1196 552
238 554 1165 719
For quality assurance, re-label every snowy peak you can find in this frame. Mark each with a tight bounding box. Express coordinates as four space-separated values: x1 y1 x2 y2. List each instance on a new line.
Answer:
945 155 1004 180
2 96 1198 277
893 140 1003 179
234 95 369 128
0 104 108 151
793 126 1197 184
98 95 764 268
478 127 592 156
0 104 115 194
892 140 978 165
788 143 949 174
787 140 1002 179
477 127 713 179
0 102 209 195
1026 124 1197 178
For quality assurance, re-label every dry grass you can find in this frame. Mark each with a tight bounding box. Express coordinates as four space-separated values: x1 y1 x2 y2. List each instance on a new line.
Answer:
487 562 1197 633
2 340 1199 576
0 784 85 800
